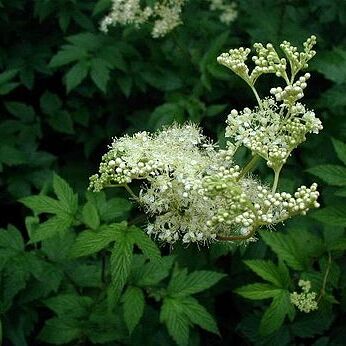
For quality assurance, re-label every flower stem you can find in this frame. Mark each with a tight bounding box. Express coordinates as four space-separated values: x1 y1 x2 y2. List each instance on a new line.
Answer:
317 252 332 303
272 166 282 194
238 154 260 179
216 227 257 241
124 184 138 201
250 85 263 110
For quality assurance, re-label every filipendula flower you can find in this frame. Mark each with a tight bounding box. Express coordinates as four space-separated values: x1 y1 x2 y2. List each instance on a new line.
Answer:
90 36 321 245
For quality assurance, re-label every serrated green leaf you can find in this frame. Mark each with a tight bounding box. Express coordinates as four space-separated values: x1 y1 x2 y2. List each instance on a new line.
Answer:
44 294 93 318
53 174 78 214
206 104 227 117
332 138 346 165
180 296 219 335
90 58 111 92
0 82 19 95
168 270 225 297
39 317 81 344
0 69 18 95
82 201 100 230
66 33 100 51
235 283 283 300
244 260 288 288
99 197 132 221
30 214 73 243
117 75 132 97
312 206 346 226
291 312 334 338
110 232 134 298
0 227 24 252
0 145 26 165
20 195 64 215
69 223 125 257
261 231 305 270
47 109 74 134
122 286 145 334
0 69 18 84
40 91 62 115
259 290 291 336
128 226 161 261
93 0 112 16
5 102 35 122
313 48 346 84
160 297 190 346
49 45 87 68
65 61 89 93
136 256 175 287
307 164 346 186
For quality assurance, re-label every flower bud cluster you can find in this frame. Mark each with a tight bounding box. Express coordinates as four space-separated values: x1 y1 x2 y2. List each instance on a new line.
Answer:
217 47 251 82
270 73 310 105
280 35 316 74
202 174 319 237
290 279 318 313
218 36 317 88
251 43 287 82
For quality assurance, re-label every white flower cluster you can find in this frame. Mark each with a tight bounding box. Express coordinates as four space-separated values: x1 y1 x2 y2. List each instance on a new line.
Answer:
226 98 322 170
100 0 185 38
90 37 321 245
219 36 322 171
100 0 237 38
290 280 318 313
209 0 237 25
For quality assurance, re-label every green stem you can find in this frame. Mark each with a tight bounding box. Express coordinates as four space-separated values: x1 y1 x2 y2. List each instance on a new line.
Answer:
124 184 139 201
272 166 282 194
317 252 332 303
216 226 257 242
250 85 263 109
238 154 260 179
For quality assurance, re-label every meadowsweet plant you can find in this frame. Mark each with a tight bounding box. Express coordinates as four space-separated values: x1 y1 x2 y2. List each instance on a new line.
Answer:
90 35 322 246
100 0 237 38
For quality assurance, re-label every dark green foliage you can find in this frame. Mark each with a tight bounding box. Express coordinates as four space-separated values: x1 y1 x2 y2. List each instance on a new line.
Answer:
0 0 346 345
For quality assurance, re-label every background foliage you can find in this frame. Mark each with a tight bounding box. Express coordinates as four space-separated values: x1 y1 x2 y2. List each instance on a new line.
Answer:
1 0 346 345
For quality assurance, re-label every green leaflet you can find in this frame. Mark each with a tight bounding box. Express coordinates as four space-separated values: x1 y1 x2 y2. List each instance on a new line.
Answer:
178 296 219 335
259 290 293 336
109 232 134 301
52 173 78 214
30 213 74 243
160 297 190 346
261 229 324 271
244 260 290 288
69 223 126 258
39 317 82 345
122 286 145 334
167 269 226 297
127 226 161 262
82 201 100 230
235 283 284 300
160 294 220 346
312 206 346 226
332 138 346 165
307 164 346 186
20 174 78 243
